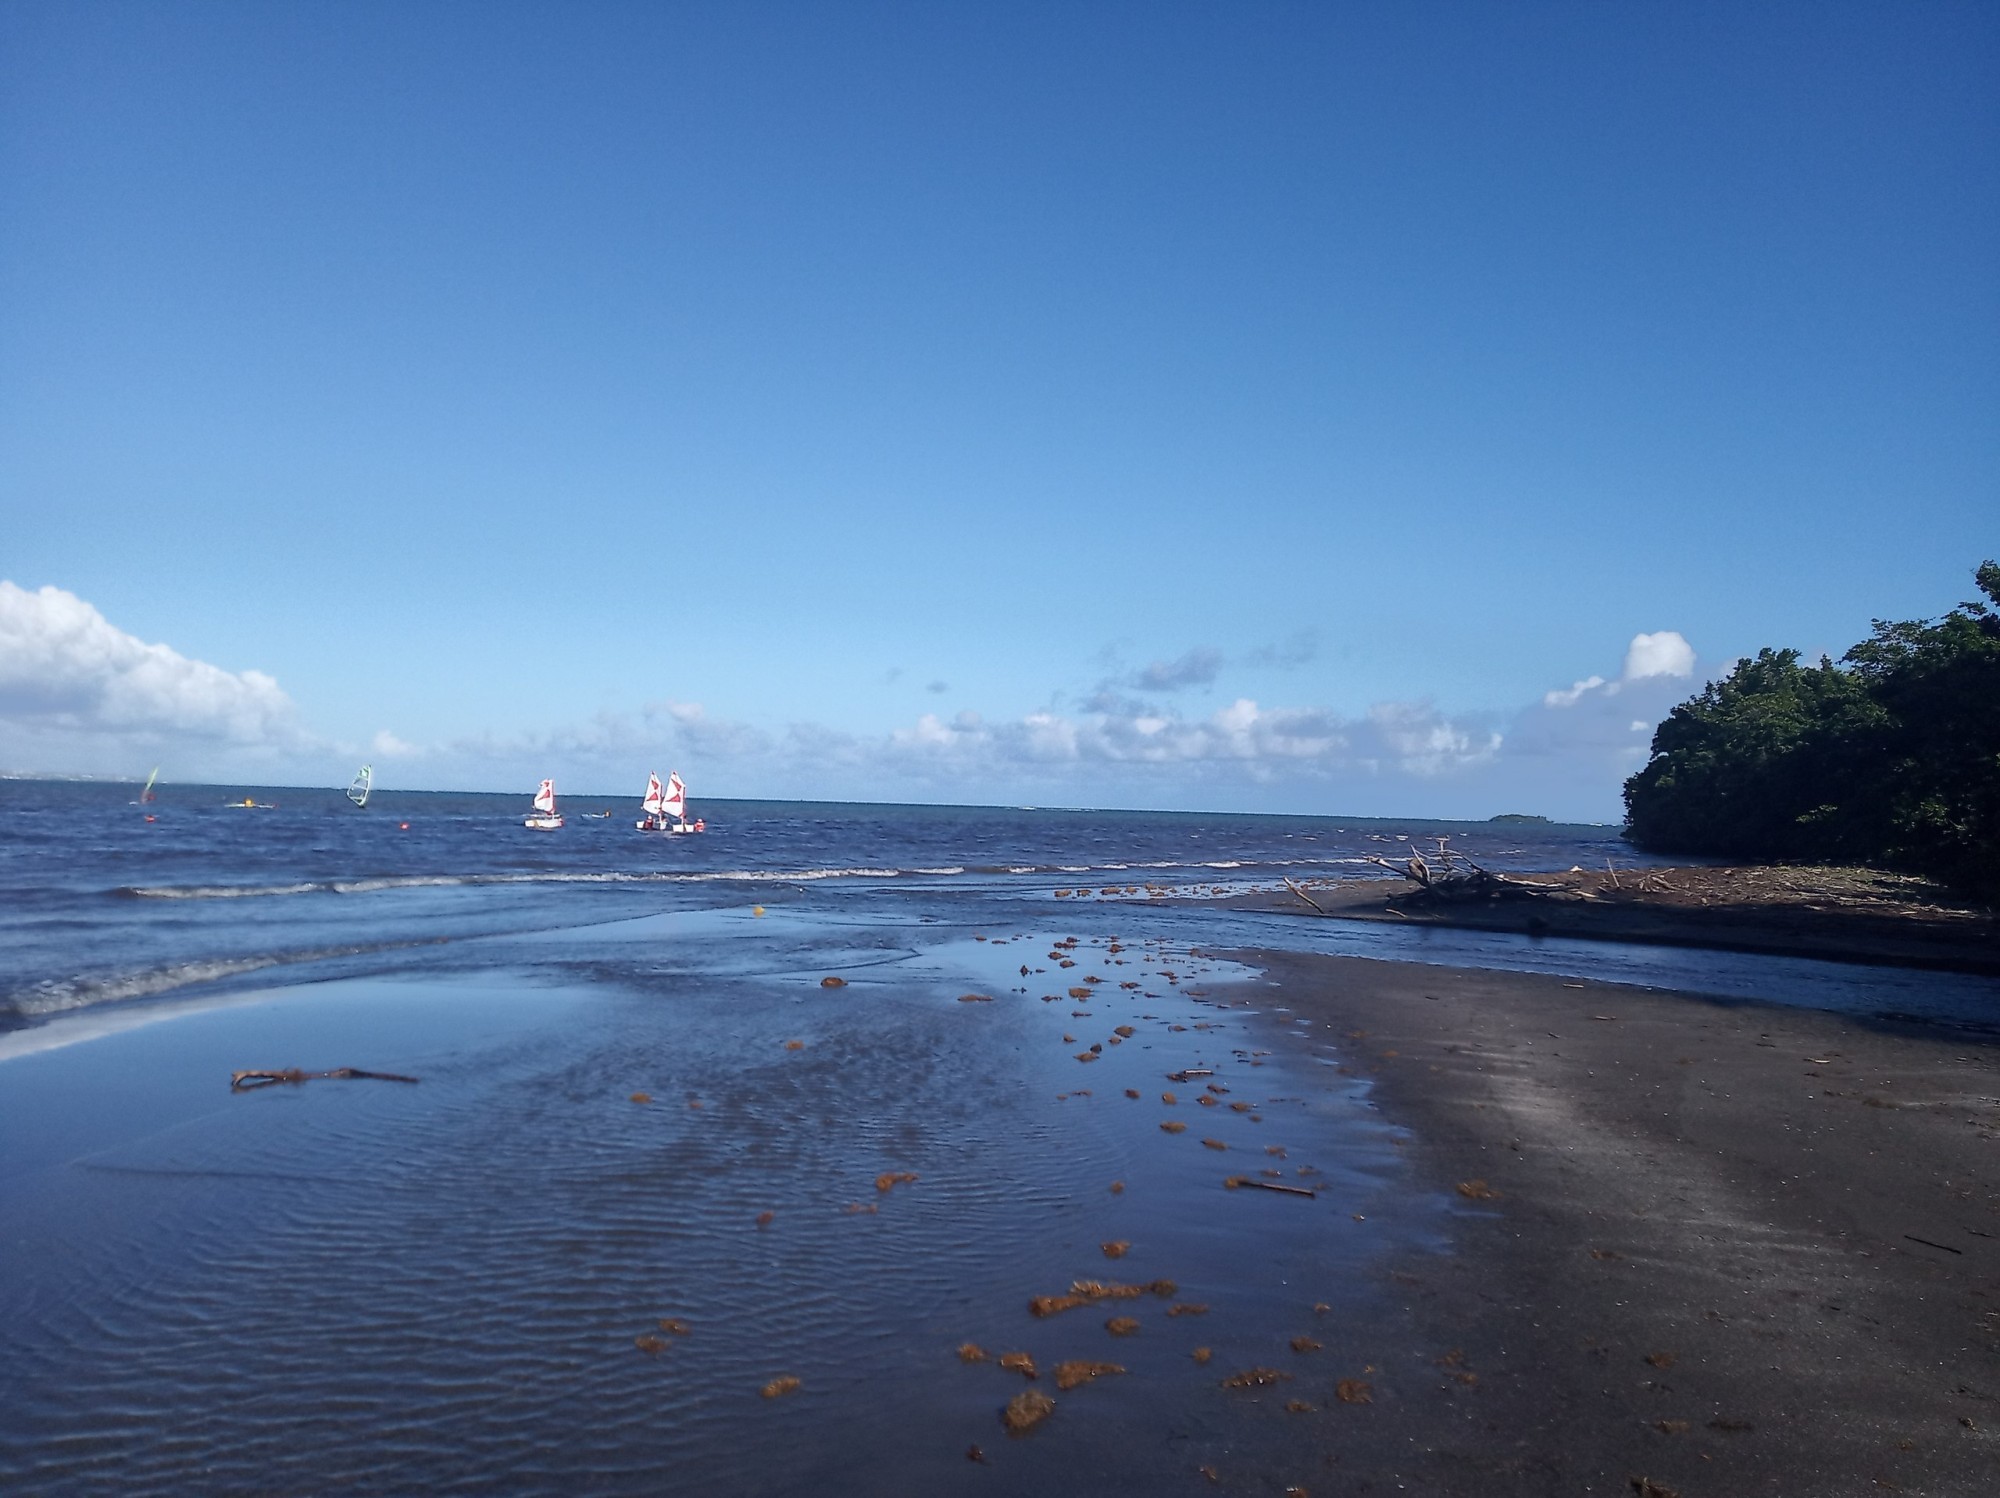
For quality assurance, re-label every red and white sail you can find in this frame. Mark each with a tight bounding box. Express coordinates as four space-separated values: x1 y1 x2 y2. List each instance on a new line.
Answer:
532 778 557 814
662 772 686 819
642 773 666 816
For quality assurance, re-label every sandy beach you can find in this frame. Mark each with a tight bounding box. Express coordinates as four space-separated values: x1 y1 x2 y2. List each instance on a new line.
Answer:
1211 947 2000 1496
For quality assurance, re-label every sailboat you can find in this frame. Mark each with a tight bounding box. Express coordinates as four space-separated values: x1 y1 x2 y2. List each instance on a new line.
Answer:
136 767 159 805
346 764 373 809
636 771 668 830
638 770 704 834
524 778 563 830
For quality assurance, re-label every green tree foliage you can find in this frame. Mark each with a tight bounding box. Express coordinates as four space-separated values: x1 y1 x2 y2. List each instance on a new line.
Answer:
1624 562 2000 897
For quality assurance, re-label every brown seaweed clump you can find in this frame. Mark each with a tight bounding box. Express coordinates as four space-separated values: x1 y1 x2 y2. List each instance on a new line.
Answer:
958 993 993 1003
658 1318 691 1336
634 1334 667 1355
820 976 846 988
1456 1179 1500 1200
1290 1336 1322 1353
761 1376 802 1399
1105 1316 1140 1336
958 1343 989 1363
1221 1367 1291 1389
875 1171 919 1193
756 1211 776 1228
1124 1088 1141 1099
784 1040 805 1050
1167 1303 1209 1317
1002 1388 1056 1434
1053 1360 1125 1391
1068 986 1093 999
629 1092 652 1104
1161 1121 1187 1135
1335 1379 1372 1404
1201 1138 1228 1151
1100 1240 1131 1259
1192 1347 1213 1364
1029 1293 1089 1318
998 1351 1038 1379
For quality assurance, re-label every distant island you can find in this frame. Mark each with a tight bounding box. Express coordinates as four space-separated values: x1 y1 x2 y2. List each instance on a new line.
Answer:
1487 813 1553 825
1625 561 1999 900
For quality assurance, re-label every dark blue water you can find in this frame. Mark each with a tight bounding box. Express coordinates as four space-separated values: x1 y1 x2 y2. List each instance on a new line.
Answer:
0 778 1647 1030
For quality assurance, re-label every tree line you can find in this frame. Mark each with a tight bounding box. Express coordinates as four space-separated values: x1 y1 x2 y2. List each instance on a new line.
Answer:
1623 561 2000 899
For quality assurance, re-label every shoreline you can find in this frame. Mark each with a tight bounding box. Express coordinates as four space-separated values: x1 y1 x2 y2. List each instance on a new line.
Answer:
1221 945 2000 1495
1217 866 2000 977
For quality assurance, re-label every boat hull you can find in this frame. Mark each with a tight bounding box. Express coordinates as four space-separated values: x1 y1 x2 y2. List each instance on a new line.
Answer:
524 814 564 830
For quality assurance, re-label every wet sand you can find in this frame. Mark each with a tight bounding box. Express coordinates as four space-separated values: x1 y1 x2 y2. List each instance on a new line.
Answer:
1218 947 2000 1496
5 899 1997 1495
1229 867 2000 975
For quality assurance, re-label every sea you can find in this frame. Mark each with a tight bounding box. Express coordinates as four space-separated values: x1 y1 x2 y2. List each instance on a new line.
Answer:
3 778 1993 1494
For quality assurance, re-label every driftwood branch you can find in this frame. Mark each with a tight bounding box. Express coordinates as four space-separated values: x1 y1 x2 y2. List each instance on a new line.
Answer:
1282 877 1326 914
231 1067 420 1092
1224 1176 1317 1198
1366 838 1555 908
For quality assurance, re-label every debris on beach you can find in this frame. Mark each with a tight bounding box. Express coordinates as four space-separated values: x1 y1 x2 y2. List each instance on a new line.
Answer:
1290 1336 1322 1353
958 993 993 1003
1286 1399 1315 1413
1224 1176 1316 1197
1168 1303 1209 1317
1630 1480 1682 1498
1002 1388 1056 1434
784 1040 805 1050
634 1334 667 1355
843 1202 878 1215
1030 1293 1089 1317
998 1351 1038 1379
820 976 846 988
1162 1091 1178 1104
1125 1088 1141 1099
658 1318 691 1336
958 1343 989 1363
966 1445 987 1463
1221 1367 1291 1389
1105 1316 1140 1336
1334 1379 1372 1404
1161 1121 1187 1134
1054 1360 1125 1390
1456 1179 1501 1200
1192 1347 1213 1364
1148 1279 1177 1297
629 1092 652 1104
230 1067 419 1091
875 1171 919 1193
1069 987 1092 999
760 1376 801 1399
1101 1240 1131 1259
1109 1181 1124 1194
1644 1351 1677 1369
1201 1138 1228 1151
756 1211 775 1228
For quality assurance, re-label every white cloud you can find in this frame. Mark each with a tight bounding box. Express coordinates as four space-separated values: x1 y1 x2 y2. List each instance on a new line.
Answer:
370 729 420 757
0 582 303 758
1543 674 1607 708
1622 630 1695 680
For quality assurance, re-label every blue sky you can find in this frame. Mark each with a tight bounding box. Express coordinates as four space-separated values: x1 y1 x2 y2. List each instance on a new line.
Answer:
2 1 1994 819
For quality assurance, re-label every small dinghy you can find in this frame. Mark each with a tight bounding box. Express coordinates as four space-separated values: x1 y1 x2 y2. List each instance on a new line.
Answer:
524 778 563 830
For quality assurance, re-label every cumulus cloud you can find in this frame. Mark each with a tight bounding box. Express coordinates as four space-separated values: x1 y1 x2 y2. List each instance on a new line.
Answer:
1623 631 1695 680
370 729 420 757
0 581 302 750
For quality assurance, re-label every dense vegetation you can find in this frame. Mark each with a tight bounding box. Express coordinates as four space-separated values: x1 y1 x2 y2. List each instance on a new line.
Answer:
1624 562 2000 899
